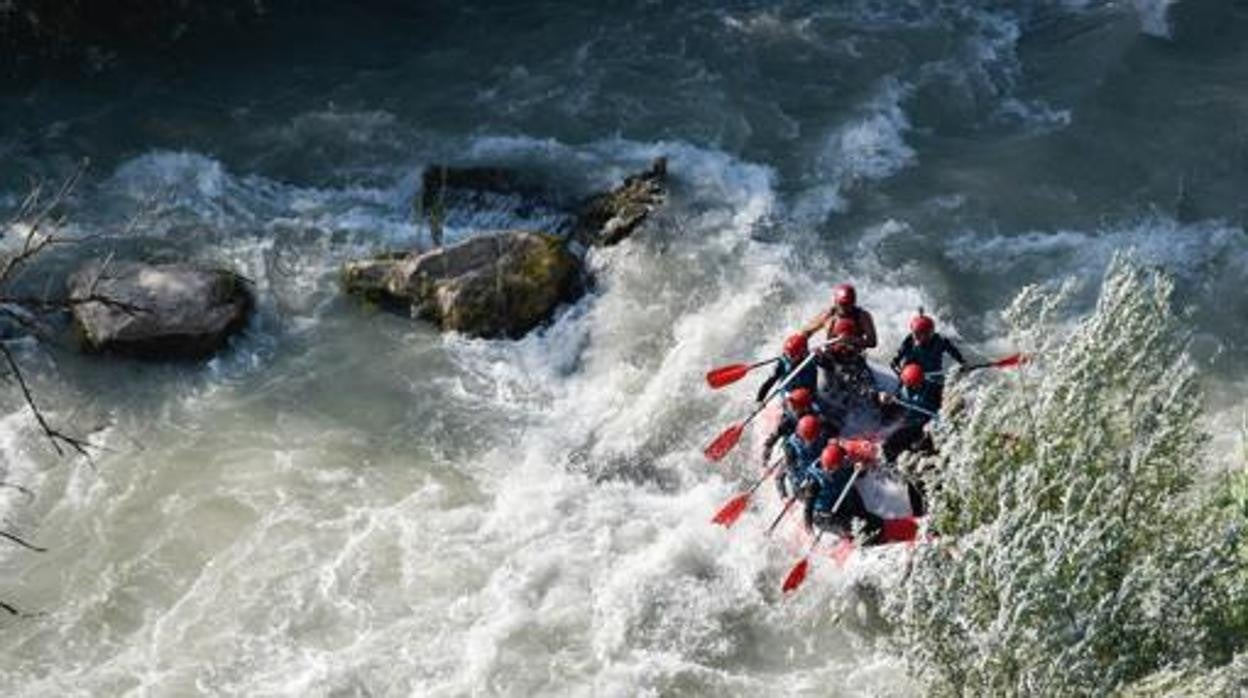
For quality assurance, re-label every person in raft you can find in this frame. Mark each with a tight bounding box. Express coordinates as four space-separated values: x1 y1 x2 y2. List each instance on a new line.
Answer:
890 312 964 406
760 388 841 468
877 362 943 516
776 414 827 500
801 283 878 398
800 441 884 542
878 362 941 462
755 333 818 403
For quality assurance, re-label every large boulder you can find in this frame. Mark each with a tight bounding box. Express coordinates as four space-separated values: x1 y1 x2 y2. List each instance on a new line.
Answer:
68 261 253 359
348 158 667 339
342 231 582 339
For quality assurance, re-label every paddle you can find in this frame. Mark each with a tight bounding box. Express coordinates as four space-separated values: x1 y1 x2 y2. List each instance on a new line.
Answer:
706 357 780 389
894 399 940 421
711 455 785 527
781 467 862 594
963 353 1027 373
767 494 798 536
703 346 825 462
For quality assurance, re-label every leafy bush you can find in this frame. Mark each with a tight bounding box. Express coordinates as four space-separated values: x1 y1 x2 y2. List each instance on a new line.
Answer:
887 256 1248 696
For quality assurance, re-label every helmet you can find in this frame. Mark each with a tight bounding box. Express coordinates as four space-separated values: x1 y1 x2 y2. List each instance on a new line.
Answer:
783 333 808 360
796 414 821 443
910 314 935 338
842 438 879 463
900 363 925 388
832 317 857 339
820 442 845 470
833 283 856 308
787 388 814 414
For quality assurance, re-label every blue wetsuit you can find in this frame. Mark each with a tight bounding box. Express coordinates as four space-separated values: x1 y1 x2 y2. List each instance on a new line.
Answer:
881 382 941 463
800 462 883 540
776 432 825 498
891 333 964 398
756 355 818 403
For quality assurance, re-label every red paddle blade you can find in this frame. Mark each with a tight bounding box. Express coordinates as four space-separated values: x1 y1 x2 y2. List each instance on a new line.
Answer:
711 493 751 527
706 363 750 389
993 353 1027 369
703 423 744 462
881 517 920 543
781 557 810 594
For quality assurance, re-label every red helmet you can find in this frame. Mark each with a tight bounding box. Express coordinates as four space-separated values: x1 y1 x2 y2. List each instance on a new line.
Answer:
833 283 856 308
910 314 935 338
900 363 925 388
796 414 821 443
832 317 857 339
787 388 814 414
820 442 845 470
843 438 879 464
782 333 808 360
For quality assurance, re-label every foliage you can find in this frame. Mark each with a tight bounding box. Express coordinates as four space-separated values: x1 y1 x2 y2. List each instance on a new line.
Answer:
888 256 1248 696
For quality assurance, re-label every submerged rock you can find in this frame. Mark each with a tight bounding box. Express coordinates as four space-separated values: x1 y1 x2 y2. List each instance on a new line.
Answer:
342 231 582 338
68 261 253 359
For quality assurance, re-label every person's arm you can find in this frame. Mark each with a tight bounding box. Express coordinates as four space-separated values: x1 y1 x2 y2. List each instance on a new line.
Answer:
859 309 878 349
763 416 792 460
782 441 798 470
800 309 831 338
756 362 782 402
800 471 818 532
942 335 966 364
891 335 912 372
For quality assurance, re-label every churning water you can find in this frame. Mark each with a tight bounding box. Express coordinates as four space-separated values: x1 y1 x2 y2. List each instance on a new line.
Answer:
1 1 1246 695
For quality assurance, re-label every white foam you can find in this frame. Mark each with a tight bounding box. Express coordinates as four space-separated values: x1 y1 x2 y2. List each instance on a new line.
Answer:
945 217 1248 290
795 79 917 220
1134 0 1178 38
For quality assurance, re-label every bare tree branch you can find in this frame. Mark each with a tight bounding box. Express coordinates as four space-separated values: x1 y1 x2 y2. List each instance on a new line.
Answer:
0 161 87 285
0 343 96 465
0 529 46 553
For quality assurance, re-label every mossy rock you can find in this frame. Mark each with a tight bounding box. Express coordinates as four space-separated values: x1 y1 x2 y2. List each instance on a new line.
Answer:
341 231 583 339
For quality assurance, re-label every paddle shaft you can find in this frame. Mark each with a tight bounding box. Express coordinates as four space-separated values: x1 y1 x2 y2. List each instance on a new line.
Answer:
896 399 940 420
748 454 786 495
767 496 798 536
741 346 823 429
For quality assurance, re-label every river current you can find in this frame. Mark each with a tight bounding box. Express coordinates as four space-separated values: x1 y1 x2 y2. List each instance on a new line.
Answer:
1 1 1246 695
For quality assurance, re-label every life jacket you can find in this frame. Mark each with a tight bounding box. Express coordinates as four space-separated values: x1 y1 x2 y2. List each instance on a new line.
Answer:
897 334 950 381
784 432 826 470
826 306 869 357
896 383 940 427
777 355 818 394
803 461 856 514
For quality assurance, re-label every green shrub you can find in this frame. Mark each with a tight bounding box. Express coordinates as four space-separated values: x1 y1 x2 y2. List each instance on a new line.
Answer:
887 256 1248 696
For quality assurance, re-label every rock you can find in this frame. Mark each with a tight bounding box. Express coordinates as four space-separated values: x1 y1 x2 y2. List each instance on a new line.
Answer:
571 156 667 248
418 165 559 247
68 261 253 359
347 158 668 339
342 231 582 339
